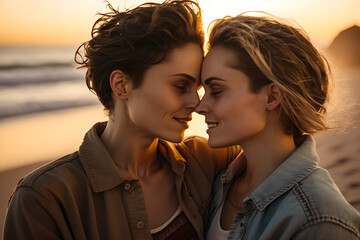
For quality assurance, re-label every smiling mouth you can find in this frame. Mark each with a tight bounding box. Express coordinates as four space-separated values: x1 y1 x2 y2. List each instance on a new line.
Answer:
173 117 192 128
206 121 219 129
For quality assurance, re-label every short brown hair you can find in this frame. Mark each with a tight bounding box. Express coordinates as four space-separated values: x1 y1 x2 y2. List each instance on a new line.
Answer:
208 13 331 136
75 0 204 113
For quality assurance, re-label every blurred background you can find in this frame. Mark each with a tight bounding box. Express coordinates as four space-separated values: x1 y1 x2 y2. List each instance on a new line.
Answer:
1 0 359 237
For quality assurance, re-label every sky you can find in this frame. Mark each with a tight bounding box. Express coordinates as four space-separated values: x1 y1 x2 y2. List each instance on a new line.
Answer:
0 0 359 48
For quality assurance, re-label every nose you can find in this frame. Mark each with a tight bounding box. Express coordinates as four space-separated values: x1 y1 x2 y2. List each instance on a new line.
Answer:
186 90 200 112
195 96 208 116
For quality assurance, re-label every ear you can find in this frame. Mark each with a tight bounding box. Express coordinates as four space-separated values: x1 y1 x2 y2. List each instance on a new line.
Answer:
109 70 132 100
266 83 282 111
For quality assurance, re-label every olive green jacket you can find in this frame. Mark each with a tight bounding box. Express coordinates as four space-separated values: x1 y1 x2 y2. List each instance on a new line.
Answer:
4 122 240 240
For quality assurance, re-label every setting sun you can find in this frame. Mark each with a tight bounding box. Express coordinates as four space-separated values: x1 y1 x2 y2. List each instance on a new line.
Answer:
0 0 359 47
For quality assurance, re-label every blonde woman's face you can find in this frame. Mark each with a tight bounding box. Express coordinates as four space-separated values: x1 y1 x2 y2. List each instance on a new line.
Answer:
126 43 203 143
196 46 268 147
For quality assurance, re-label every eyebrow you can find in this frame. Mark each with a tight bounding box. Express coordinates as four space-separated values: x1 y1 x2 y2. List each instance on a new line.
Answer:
204 77 226 85
170 73 197 82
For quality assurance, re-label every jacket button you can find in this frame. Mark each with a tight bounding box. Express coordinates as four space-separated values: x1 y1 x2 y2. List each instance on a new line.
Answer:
245 202 253 209
136 221 144 229
177 162 184 168
124 182 131 191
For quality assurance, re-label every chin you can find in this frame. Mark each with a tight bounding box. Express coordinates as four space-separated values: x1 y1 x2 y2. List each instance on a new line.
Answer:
208 136 232 148
161 131 185 143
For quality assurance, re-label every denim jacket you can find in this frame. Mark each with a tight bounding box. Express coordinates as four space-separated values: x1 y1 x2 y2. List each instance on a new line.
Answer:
205 136 360 239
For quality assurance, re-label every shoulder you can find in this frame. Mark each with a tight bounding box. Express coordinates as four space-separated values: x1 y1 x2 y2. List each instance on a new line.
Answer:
292 221 360 239
4 152 86 239
293 167 360 237
298 167 358 217
15 151 85 196
251 169 360 239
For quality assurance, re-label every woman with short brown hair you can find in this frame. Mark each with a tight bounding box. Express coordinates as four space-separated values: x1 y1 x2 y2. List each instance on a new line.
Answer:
4 1 240 239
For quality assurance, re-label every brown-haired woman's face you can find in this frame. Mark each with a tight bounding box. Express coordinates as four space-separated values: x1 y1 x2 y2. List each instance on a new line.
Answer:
196 46 268 147
126 43 203 142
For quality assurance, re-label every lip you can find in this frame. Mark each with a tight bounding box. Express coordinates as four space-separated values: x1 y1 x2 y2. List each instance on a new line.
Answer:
205 120 219 128
173 116 192 128
205 120 219 133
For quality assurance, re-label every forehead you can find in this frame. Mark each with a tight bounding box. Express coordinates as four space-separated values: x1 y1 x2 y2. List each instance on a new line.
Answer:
161 43 203 73
143 43 203 84
201 47 237 81
141 43 203 85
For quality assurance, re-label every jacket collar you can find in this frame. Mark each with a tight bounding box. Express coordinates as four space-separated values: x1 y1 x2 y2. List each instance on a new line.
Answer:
221 136 319 211
79 122 186 193
249 136 319 210
158 139 186 177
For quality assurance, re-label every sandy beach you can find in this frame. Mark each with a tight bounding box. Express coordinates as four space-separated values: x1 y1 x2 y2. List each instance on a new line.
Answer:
313 68 360 211
0 69 359 237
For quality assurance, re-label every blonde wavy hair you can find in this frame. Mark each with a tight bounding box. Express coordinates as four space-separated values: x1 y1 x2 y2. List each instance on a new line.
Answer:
208 13 331 136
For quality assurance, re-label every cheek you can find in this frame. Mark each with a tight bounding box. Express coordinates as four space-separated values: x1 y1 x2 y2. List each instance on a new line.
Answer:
148 88 184 116
160 90 184 112
234 97 267 131
129 87 183 122
214 94 267 129
210 95 239 120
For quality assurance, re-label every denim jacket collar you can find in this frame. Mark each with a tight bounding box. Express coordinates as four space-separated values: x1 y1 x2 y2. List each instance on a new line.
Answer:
221 136 319 211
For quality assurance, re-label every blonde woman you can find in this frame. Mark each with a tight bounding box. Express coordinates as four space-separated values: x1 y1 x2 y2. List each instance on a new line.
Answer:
196 14 360 239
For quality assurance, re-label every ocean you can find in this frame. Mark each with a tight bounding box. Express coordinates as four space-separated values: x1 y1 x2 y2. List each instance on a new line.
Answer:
0 46 99 119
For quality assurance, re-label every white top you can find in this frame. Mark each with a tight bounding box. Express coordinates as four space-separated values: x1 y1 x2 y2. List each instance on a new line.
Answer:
150 205 182 234
207 200 229 240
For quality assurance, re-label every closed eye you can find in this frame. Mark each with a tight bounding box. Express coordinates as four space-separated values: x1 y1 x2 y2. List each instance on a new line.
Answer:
173 81 190 94
210 90 222 96
209 84 223 97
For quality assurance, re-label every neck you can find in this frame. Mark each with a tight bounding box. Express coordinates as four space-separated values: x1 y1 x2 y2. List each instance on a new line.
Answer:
100 110 161 179
238 122 296 192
